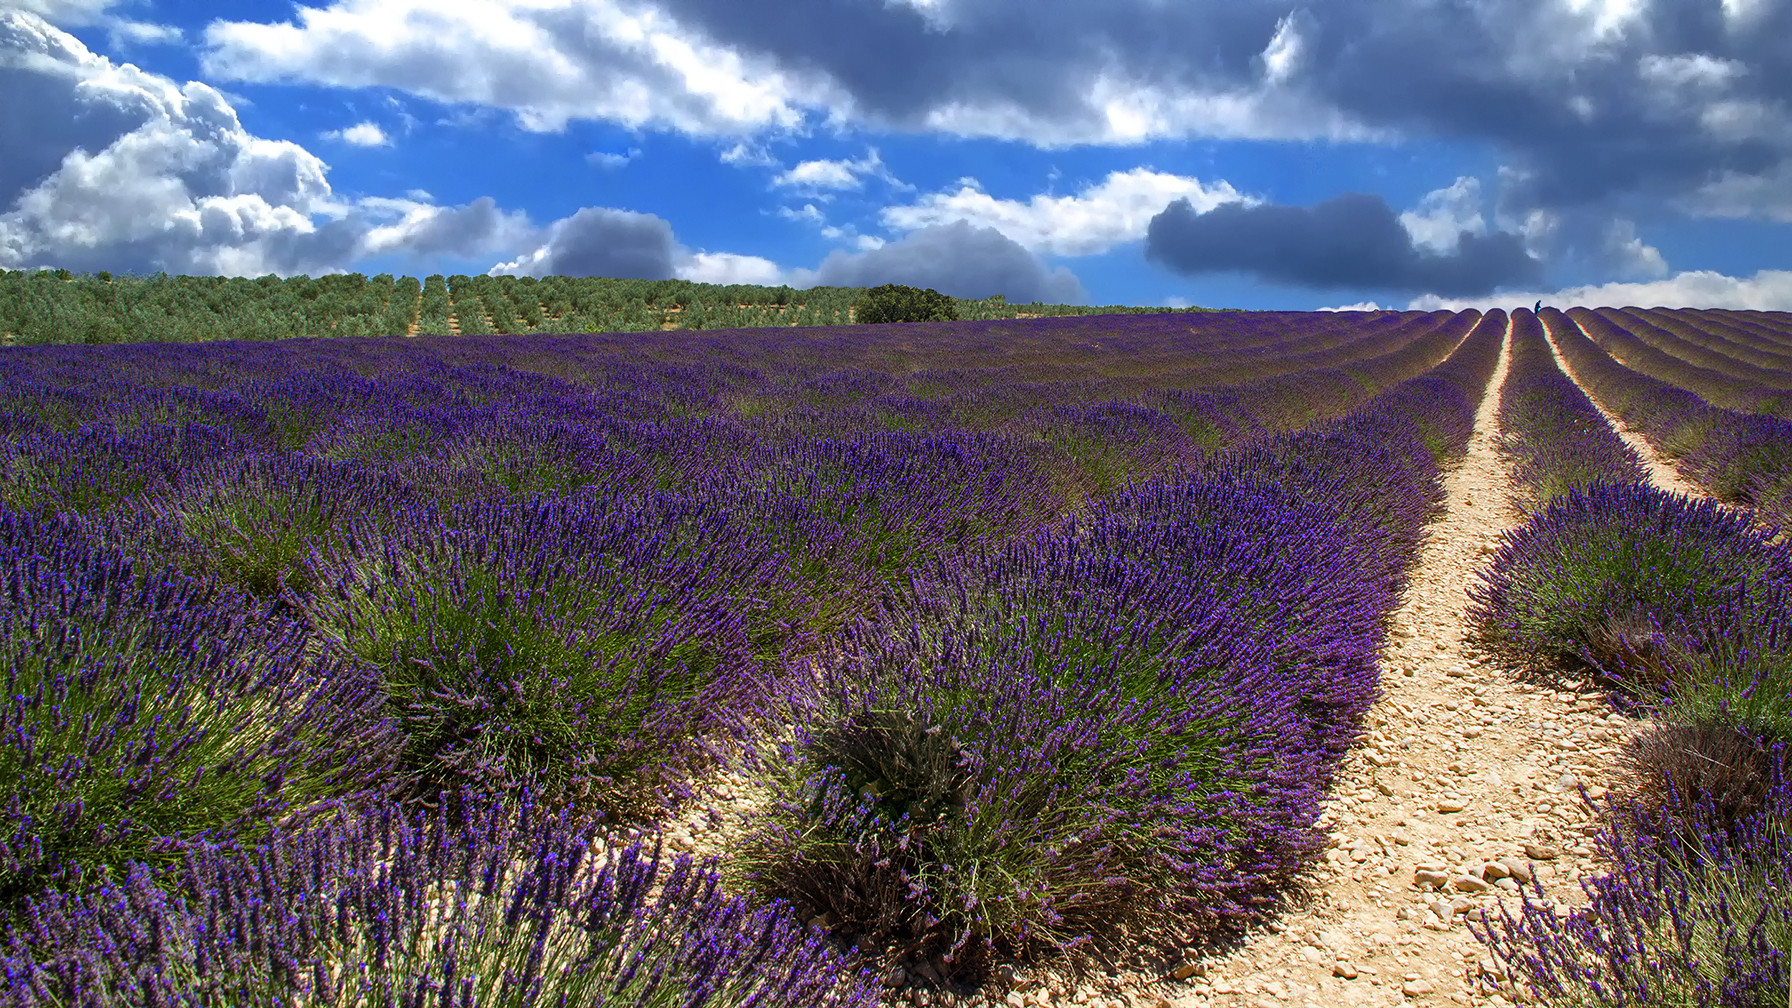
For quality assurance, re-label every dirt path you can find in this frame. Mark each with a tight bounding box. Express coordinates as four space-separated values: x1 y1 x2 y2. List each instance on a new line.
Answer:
996 315 1651 1008
1537 314 1701 497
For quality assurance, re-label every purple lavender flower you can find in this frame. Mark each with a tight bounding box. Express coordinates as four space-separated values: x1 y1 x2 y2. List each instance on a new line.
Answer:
1 788 879 1007
1469 481 1792 701
0 505 402 921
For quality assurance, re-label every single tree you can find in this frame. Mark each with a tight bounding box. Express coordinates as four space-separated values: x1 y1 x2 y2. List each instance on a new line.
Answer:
852 284 960 324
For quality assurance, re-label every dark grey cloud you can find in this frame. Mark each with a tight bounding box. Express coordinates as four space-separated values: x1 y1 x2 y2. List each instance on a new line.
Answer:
640 0 1792 223
188 0 1792 251
394 197 528 259
492 206 677 280
638 0 1283 128
793 219 1086 303
1144 193 1542 296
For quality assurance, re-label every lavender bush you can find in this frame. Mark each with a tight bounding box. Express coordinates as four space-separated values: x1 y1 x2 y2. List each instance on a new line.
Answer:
1024 401 1199 499
425 402 654 500
0 506 401 918
139 451 418 603
1602 599 1792 844
1469 482 1792 702
1 788 879 1007
307 402 458 471
0 421 248 518
729 431 1062 636
299 491 787 825
730 527 1339 990
1469 772 1791 1008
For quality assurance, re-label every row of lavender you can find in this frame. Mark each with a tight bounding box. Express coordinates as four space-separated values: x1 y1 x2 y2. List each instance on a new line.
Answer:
0 305 1437 422
0 311 1473 523
0 310 1494 1004
0 307 1453 440
1568 308 1792 415
1468 310 1792 1007
1494 309 1649 509
1542 307 1792 531
1673 309 1792 373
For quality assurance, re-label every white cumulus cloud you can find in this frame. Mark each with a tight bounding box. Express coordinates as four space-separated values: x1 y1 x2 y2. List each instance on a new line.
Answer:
1408 268 1792 311
0 10 537 276
1600 218 1668 279
922 71 1392 147
325 121 391 146
1399 177 1487 255
1687 164 1792 223
880 167 1257 258
1316 300 1390 311
586 146 641 169
200 0 829 137
770 148 908 192
676 249 783 285
1258 12 1305 85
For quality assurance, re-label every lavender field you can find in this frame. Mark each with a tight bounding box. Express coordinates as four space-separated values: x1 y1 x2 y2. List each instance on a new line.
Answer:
2 294 1791 1007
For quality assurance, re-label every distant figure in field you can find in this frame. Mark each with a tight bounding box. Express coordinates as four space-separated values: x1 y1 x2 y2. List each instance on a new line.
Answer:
1534 299 1542 313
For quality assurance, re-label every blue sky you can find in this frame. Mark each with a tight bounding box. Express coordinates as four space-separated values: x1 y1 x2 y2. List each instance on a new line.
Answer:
3 0 1791 310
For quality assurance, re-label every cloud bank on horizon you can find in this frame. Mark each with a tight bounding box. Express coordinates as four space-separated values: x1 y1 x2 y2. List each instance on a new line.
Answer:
1 0 1789 309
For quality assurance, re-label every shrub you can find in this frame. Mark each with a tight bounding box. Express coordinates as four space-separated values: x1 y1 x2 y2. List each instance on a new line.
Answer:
1607 609 1792 844
426 404 653 501
1029 402 1199 501
1 422 249 518
727 477 1380 991
852 284 960 325
0 788 880 1008
1615 716 1791 849
1753 467 1792 532
300 492 784 825
242 369 382 451
1469 773 1792 1008
1468 482 1792 700
140 452 404 603
741 431 1060 587
0 507 400 919
308 403 453 468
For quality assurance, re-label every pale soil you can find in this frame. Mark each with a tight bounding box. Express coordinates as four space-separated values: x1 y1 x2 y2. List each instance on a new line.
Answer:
1537 314 1701 496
